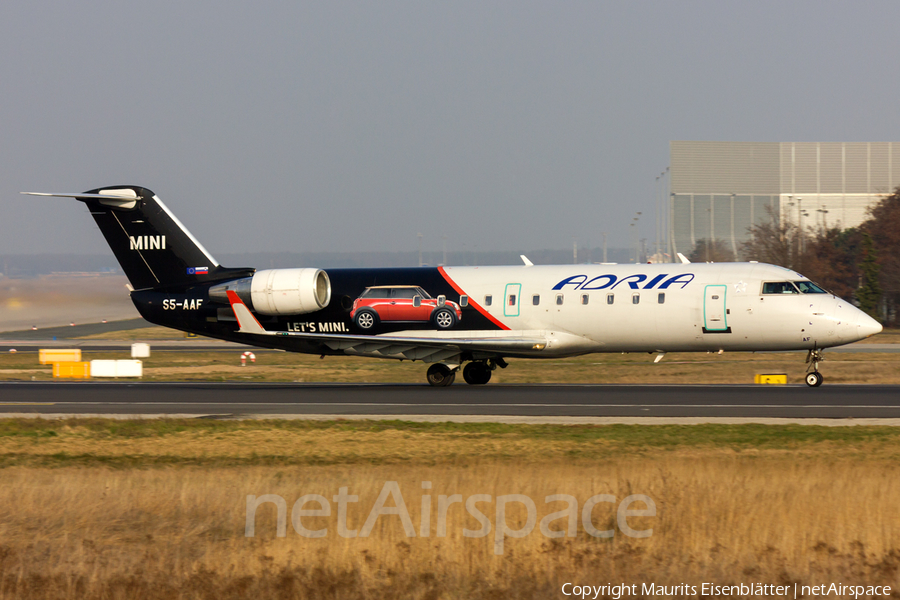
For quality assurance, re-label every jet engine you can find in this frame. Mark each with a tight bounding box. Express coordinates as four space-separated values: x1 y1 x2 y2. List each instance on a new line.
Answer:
209 268 331 315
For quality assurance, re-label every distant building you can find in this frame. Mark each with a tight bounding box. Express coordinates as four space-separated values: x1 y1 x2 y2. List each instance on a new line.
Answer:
669 141 900 259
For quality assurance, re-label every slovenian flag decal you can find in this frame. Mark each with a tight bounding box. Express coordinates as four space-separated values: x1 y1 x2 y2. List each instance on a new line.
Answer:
186 266 209 275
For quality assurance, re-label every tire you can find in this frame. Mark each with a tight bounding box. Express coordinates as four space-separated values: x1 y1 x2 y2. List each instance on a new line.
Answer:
805 372 823 387
427 364 456 387
353 309 378 331
463 362 492 385
432 307 457 329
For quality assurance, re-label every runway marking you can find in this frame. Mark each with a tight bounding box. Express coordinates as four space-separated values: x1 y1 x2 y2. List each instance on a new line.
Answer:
0 403 56 406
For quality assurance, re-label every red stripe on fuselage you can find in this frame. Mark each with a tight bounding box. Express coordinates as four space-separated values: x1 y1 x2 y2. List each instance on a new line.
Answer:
438 266 510 331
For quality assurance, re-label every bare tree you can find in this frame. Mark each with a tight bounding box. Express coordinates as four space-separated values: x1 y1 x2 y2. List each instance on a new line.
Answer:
740 206 800 269
800 227 860 300
861 188 900 323
688 239 735 263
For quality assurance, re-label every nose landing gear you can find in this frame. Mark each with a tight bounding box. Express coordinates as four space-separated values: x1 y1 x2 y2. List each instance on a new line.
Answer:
805 348 825 387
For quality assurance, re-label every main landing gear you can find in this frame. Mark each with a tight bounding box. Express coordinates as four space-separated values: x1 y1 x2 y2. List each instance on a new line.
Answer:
462 361 492 385
426 364 456 387
426 359 507 387
805 348 825 387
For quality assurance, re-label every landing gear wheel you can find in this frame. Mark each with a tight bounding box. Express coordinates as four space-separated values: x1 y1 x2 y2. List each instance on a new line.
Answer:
804 348 825 387
463 362 492 385
354 309 378 331
432 307 457 330
427 364 456 387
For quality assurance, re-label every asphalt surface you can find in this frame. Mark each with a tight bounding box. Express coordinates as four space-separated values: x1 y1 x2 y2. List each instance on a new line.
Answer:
0 318 153 340
2 381 900 420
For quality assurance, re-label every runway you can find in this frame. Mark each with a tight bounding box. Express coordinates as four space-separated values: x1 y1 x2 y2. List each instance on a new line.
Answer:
2 381 900 421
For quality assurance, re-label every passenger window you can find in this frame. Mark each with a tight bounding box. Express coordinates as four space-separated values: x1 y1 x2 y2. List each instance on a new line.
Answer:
658 293 665 304
484 295 492 307
556 294 564 305
459 295 468 307
508 294 516 306
532 294 540 306
607 294 614 305
632 293 640 305
581 294 589 305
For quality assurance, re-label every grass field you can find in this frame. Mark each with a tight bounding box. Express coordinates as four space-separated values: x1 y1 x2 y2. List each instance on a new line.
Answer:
75 326 194 340
0 419 897 599
1 344 899 384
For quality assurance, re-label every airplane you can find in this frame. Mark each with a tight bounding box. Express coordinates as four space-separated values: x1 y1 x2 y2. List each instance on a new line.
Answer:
23 186 883 387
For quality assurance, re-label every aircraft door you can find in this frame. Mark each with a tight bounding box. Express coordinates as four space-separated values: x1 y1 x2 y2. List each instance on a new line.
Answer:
504 283 521 317
703 285 730 333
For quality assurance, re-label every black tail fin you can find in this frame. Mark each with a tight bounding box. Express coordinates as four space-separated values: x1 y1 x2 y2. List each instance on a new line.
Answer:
23 186 253 290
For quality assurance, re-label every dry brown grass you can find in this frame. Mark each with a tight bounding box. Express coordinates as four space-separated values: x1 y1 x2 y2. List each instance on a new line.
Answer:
3 345 900 384
858 329 900 343
0 459 898 599
74 326 193 340
0 421 897 598
2 420 900 467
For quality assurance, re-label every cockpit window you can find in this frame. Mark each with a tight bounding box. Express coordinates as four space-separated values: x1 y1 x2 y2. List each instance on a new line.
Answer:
794 281 827 294
762 281 800 294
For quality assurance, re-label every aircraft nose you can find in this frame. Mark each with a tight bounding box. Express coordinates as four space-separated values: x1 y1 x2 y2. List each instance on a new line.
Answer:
855 309 883 339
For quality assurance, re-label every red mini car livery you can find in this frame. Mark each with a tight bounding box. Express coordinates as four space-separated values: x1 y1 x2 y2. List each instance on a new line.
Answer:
350 285 462 330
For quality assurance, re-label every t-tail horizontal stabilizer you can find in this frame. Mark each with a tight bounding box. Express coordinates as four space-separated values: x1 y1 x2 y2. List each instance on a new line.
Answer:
22 190 140 210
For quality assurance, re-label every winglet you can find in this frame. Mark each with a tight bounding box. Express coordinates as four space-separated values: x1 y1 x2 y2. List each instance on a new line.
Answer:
677 252 691 264
226 290 268 335
520 255 534 267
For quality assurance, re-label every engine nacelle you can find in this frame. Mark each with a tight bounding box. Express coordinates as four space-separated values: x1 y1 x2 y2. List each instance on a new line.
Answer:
209 268 331 315
250 268 331 315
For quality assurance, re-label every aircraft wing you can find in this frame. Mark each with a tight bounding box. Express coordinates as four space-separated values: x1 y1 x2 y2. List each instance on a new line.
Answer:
226 291 547 362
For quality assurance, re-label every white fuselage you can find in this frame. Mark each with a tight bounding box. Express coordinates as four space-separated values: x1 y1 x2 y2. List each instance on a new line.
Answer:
432 262 882 357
